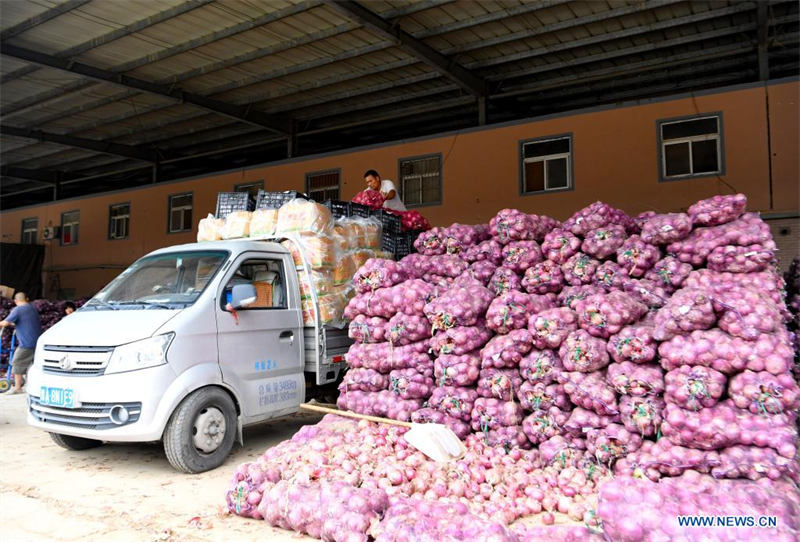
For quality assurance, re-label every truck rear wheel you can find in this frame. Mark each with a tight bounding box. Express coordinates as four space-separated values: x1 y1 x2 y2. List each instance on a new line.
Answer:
50 432 103 450
163 387 237 474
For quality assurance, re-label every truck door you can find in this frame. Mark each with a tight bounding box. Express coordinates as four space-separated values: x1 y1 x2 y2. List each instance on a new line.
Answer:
215 253 303 420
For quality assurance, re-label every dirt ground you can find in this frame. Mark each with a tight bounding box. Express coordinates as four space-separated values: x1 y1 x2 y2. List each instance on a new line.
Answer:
0 391 319 542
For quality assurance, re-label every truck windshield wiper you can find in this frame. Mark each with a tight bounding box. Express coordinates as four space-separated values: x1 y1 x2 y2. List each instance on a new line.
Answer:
133 299 177 309
85 298 118 310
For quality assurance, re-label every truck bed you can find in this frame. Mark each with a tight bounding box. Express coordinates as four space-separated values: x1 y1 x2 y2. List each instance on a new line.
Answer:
303 325 351 385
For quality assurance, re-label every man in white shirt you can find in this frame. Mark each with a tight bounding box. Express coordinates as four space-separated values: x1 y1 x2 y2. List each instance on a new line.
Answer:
364 169 407 212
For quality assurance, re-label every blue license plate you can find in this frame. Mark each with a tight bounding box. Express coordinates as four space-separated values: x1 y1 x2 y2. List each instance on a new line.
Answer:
40 386 79 408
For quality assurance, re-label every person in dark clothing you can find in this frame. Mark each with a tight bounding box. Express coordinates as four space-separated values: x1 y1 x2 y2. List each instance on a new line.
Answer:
64 301 76 315
0 292 42 394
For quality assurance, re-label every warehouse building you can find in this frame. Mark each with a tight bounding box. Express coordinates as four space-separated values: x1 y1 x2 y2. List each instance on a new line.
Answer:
1 0 798 297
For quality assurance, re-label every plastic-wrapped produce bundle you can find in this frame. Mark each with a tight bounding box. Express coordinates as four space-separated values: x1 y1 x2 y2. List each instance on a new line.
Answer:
461 239 504 265
461 260 498 286
428 386 479 421
414 227 446 255
707 241 777 273
346 340 432 373
385 312 430 346
348 315 388 343
581 225 627 260
651 287 716 341
563 201 636 237
443 223 485 255
661 400 797 457
519 349 563 385
644 256 693 292
339 368 389 392
684 268 786 308
489 266 522 295
559 371 619 416
593 261 627 291
575 291 647 339
501 240 542 273
380 390 425 422
486 290 551 334
639 213 692 245
388 368 434 400
344 279 434 319
424 282 494 331
616 235 660 277
728 370 800 415
480 329 533 368
476 367 523 401
353 258 407 293
484 425 531 449
586 423 643 464
371 497 518 542
539 435 585 467
434 351 481 386
429 321 493 356
607 323 657 363
410 408 471 440
398 253 467 280
598 472 800 542
607 362 665 397
559 330 611 372
667 213 773 266
518 381 570 411
711 285 783 339
664 365 726 411
522 260 565 294
618 395 664 437
226 462 269 518
563 407 620 437
711 445 796 480
490 208 533 244
337 389 387 417
562 253 600 286
622 279 670 309
614 438 720 481
528 307 578 349
541 229 582 264
471 398 524 432
522 407 569 445
557 285 604 310
688 193 747 226
658 327 794 375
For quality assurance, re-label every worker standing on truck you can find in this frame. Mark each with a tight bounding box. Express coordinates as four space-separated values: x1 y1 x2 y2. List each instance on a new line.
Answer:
0 292 42 394
364 169 407 212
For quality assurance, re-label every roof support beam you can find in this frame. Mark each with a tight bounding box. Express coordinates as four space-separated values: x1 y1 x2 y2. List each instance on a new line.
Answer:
0 166 59 185
0 43 293 135
758 1 770 80
0 125 158 162
323 0 486 96
0 0 91 41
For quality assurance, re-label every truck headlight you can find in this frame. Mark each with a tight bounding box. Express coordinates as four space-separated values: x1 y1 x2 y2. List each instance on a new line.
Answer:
106 333 174 375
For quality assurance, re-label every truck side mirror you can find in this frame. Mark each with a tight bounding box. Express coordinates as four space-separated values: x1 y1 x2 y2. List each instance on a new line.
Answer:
230 284 257 310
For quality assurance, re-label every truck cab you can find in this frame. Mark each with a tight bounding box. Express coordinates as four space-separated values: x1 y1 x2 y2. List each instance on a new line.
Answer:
26 239 348 473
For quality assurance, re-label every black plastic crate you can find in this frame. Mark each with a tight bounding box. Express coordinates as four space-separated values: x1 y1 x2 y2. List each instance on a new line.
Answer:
323 200 351 219
380 232 402 253
404 230 421 253
215 192 255 218
372 209 403 235
349 203 373 218
255 190 306 210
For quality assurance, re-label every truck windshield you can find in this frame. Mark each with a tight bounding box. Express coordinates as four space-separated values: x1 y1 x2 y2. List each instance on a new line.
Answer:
85 250 229 310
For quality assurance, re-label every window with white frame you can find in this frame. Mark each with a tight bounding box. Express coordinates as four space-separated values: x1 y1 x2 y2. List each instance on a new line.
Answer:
21 218 38 244
305 170 340 202
61 211 80 245
235 181 264 200
168 193 193 233
520 135 572 194
659 114 723 180
109 203 130 240
398 154 442 207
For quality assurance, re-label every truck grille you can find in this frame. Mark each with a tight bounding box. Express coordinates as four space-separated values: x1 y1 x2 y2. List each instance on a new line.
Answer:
29 396 141 430
42 345 113 377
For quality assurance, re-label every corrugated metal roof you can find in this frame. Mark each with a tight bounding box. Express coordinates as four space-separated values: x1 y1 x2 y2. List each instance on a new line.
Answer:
1 0 797 207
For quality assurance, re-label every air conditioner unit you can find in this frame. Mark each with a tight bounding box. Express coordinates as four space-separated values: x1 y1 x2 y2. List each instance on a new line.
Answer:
42 226 60 240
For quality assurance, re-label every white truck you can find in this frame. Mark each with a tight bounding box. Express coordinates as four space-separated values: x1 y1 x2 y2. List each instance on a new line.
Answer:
26 239 351 473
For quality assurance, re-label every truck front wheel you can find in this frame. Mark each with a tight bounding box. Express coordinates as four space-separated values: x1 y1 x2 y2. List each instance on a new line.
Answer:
163 387 237 474
50 432 102 450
